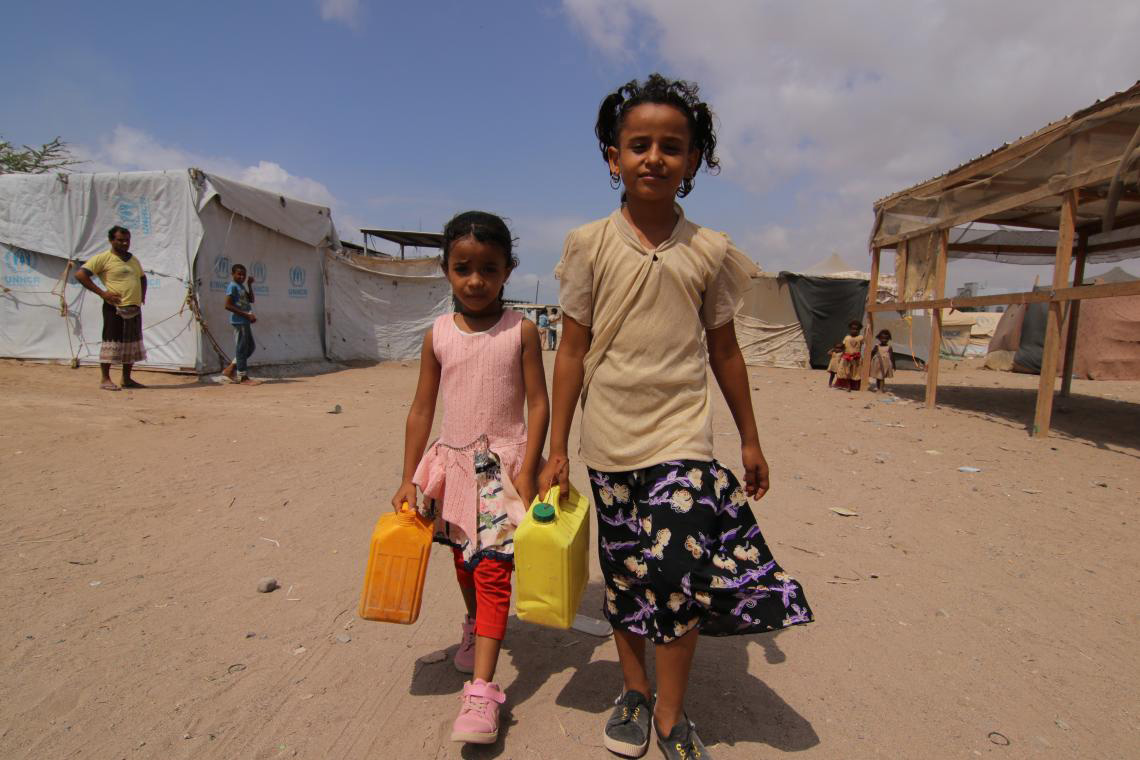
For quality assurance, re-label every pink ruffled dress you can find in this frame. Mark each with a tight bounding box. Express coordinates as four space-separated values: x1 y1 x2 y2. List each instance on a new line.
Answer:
413 310 530 566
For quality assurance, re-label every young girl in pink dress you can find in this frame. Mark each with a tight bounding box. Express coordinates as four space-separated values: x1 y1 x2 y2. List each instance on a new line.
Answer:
391 211 548 745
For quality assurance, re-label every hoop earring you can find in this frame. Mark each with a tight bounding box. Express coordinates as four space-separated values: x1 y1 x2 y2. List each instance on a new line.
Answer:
609 172 621 190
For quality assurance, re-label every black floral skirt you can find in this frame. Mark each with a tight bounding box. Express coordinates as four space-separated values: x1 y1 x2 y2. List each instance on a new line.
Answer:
588 459 813 644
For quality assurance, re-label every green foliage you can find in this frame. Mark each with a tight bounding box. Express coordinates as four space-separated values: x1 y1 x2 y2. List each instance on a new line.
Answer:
0 136 80 174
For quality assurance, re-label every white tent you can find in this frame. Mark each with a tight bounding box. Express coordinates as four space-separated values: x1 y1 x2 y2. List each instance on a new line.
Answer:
736 273 811 368
736 255 898 368
324 252 451 362
0 169 338 372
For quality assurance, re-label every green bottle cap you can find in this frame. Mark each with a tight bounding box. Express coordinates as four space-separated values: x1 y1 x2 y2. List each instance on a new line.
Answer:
532 502 556 523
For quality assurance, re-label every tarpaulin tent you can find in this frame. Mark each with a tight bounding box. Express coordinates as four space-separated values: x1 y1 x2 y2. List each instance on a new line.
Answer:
736 273 811 369
0 169 338 372
736 254 896 369
324 251 451 362
783 273 869 369
965 312 1002 357
984 270 1140 379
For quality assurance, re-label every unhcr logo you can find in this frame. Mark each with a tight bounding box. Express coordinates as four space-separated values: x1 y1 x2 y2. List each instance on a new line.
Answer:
251 261 269 295
288 265 308 299
113 195 152 235
209 254 232 292
3 247 41 288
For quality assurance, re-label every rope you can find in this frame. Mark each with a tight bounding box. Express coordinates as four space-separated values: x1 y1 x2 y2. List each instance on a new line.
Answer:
183 284 230 366
3 249 234 369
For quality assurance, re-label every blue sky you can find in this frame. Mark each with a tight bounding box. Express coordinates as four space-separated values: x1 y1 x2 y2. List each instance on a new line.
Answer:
4 1 1140 303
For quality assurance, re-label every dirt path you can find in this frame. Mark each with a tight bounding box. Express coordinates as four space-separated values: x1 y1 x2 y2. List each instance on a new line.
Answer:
1 359 1137 759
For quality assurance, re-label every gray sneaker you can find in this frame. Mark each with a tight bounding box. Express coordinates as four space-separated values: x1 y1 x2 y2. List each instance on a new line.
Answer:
655 715 710 760
603 690 653 757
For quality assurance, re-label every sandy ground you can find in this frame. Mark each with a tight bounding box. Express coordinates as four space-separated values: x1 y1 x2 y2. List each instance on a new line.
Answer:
1 357 1138 760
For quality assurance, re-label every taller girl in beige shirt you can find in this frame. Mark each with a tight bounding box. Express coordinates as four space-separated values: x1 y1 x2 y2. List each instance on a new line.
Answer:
540 74 813 760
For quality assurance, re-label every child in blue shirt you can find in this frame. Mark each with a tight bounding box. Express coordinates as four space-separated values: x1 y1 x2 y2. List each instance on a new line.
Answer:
222 263 257 383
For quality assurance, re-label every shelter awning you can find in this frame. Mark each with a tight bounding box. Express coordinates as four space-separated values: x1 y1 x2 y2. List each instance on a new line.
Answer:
871 81 1140 261
359 229 443 249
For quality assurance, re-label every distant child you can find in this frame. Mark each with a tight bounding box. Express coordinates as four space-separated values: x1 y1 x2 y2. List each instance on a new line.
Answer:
537 308 551 350
540 74 812 760
826 341 843 387
391 211 549 745
835 320 864 392
869 329 895 392
222 264 257 383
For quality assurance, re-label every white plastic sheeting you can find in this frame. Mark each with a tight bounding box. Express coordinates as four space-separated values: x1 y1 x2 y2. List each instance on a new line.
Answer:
193 201 328 372
0 171 202 368
0 169 337 371
324 252 451 362
198 172 337 249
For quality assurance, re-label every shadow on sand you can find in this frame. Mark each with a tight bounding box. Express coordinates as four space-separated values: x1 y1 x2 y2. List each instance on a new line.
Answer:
889 380 1140 455
409 582 818 757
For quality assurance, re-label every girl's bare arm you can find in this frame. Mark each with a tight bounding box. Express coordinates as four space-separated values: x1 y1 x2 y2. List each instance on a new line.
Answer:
516 319 550 506
392 328 442 510
707 320 770 500
539 315 590 497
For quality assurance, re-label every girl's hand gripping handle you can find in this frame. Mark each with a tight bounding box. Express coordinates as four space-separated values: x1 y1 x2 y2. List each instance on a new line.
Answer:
391 481 418 513
537 455 570 503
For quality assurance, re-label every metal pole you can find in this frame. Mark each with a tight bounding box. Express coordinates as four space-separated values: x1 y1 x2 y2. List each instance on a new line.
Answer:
535 280 540 304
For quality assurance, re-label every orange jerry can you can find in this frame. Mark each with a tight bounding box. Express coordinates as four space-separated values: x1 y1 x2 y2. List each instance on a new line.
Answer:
358 503 433 624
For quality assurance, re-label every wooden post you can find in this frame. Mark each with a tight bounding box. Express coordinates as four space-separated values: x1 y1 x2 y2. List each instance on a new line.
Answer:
895 239 908 299
1033 191 1078 437
860 246 881 391
924 230 949 408
1060 231 1088 397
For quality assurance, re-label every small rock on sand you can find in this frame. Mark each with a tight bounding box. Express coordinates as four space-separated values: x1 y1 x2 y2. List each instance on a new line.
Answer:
257 577 279 593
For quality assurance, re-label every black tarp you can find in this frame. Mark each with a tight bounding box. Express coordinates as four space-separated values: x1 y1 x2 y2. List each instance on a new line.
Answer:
1013 301 1049 373
781 273 869 369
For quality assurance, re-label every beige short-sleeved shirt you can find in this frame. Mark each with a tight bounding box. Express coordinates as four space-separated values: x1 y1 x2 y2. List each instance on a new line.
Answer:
555 206 758 471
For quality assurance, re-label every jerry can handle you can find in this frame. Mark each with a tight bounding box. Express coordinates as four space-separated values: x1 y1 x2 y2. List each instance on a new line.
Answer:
396 500 423 525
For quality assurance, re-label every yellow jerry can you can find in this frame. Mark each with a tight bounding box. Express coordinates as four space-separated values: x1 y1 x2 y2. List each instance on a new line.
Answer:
358 503 433 624
514 485 590 629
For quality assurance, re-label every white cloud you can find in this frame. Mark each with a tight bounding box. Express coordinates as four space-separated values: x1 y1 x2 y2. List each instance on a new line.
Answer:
75 126 338 209
74 124 349 230
238 160 336 208
565 0 1140 193
317 0 362 28
563 0 1140 290
562 0 639 60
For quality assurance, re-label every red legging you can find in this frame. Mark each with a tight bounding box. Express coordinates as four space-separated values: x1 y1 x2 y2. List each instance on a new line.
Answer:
452 549 512 641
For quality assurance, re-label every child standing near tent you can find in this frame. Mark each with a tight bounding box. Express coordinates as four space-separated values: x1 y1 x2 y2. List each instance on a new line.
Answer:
222 264 257 383
540 73 812 760
835 320 864 391
869 329 895 392
826 341 843 387
391 211 548 746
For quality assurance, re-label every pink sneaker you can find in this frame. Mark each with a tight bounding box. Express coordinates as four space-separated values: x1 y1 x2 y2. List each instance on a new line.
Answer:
450 679 505 744
453 615 475 674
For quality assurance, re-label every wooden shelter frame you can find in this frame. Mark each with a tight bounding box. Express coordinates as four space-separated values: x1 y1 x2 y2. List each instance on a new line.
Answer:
858 82 1140 438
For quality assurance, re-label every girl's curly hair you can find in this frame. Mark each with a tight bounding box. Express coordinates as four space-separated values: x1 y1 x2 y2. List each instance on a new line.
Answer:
595 73 719 198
